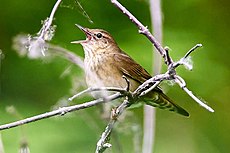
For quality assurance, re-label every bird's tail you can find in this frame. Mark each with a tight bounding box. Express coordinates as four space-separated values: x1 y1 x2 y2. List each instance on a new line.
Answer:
144 91 189 117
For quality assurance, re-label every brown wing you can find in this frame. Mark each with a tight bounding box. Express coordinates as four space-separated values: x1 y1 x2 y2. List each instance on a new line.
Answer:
113 51 162 93
113 52 152 84
113 51 189 117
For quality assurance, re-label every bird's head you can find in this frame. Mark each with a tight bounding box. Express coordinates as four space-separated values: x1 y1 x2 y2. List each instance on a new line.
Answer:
72 24 118 54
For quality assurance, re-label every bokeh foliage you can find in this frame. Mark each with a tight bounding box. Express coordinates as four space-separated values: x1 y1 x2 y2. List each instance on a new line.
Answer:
0 0 230 152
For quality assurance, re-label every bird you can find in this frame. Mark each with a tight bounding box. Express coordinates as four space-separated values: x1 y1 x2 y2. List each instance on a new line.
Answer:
71 24 189 117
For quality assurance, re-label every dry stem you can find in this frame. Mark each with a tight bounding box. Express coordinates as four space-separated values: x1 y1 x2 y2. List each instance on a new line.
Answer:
111 0 214 112
0 93 121 130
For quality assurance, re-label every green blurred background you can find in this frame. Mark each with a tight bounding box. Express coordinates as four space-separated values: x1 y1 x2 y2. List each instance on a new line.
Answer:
0 0 230 152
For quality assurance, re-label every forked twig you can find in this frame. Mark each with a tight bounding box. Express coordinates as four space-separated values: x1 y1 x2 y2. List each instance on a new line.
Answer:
111 0 214 113
111 0 166 61
95 99 130 153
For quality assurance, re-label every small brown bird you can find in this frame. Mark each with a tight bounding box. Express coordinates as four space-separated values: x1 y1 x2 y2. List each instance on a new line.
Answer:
72 24 189 117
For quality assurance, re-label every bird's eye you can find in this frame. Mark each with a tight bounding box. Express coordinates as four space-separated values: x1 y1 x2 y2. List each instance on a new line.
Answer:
96 33 103 38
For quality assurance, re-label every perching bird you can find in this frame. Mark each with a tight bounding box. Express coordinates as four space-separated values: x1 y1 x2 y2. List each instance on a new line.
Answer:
72 25 189 117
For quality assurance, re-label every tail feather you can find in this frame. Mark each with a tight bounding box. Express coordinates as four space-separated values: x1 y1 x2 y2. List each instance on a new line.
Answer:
144 92 189 117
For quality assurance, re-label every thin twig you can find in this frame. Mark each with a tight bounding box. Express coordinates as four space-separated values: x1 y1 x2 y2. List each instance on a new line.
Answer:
174 75 214 112
164 47 173 66
139 81 161 97
172 44 203 69
111 0 166 59
122 75 131 92
184 44 202 59
0 93 122 131
132 44 214 112
96 100 130 153
39 0 62 39
95 74 133 153
4 1 215 153
69 87 131 101
133 73 169 97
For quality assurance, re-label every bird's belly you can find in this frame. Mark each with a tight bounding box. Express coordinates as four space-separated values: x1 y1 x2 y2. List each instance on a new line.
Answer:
85 69 124 88
85 68 139 92
84 56 140 93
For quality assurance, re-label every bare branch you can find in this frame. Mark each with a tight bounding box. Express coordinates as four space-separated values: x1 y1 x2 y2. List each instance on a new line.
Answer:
164 47 173 65
174 75 214 112
133 73 169 97
32 0 62 56
69 87 131 101
172 44 203 69
111 0 214 113
12 34 84 69
93 76 132 153
139 81 161 97
96 99 130 153
38 0 62 41
184 44 202 59
122 75 131 92
6 1 214 153
0 93 122 131
111 0 166 59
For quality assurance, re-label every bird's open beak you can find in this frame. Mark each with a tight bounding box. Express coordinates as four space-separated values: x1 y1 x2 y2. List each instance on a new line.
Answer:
75 24 88 34
71 24 92 44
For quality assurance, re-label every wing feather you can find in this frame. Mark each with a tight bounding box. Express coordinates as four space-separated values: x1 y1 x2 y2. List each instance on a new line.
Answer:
113 52 152 84
112 51 189 117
